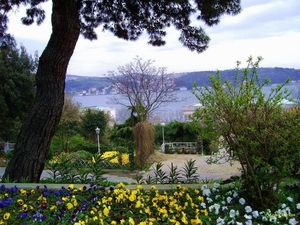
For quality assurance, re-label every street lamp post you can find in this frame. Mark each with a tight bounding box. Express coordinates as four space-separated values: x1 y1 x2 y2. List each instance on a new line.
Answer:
95 127 100 155
161 122 165 153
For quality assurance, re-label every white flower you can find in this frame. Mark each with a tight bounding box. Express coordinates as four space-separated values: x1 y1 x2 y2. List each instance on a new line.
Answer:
201 184 208 190
245 206 252 213
289 218 297 225
244 214 252 220
282 203 287 208
246 220 253 225
229 209 237 218
200 202 206 208
214 182 221 189
206 197 213 203
222 206 228 211
269 215 277 223
209 204 221 215
227 196 233 204
252 210 259 218
296 203 300 209
233 191 239 198
239 198 246 205
214 203 221 215
236 222 243 225
287 197 294 202
216 217 225 225
202 188 211 197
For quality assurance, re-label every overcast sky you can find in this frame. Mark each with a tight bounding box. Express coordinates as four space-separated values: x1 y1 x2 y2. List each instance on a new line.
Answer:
7 0 300 77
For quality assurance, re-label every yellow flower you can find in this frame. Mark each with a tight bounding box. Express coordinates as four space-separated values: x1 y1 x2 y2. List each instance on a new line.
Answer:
62 197 69 202
19 189 27 196
66 202 73 210
111 221 117 225
145 207 151 215
129 217 135 225
116 182 125 189
22 204 28 212
135 200 142 208
3 213 10 220
17 199 24 205
191 217 203 225
101 151 118 159
197 196 204 202
92 156 96 163
50 205 56 210
103 207 110 217
201 209 208 216
150 186 156 191
181 212 188 224
116 193 124 202
68 184 74 190
129 194 136 202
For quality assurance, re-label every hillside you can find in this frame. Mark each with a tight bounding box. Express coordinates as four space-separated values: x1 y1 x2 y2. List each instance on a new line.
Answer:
65 67 300 95
175 67 300 89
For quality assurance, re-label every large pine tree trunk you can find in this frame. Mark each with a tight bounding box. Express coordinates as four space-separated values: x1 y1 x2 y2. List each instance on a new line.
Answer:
3 0 80 182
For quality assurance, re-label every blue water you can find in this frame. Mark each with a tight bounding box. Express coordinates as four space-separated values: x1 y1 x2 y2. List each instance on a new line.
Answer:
73 84 299 123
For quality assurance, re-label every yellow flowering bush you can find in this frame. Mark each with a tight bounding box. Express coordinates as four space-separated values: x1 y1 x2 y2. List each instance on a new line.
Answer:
102 151 130 166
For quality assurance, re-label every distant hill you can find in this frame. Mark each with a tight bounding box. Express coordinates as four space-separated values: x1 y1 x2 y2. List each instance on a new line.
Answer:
65 67 300 94
174 67 300 89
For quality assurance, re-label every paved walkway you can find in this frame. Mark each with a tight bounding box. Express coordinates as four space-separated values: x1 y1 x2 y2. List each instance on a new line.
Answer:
141 153 241 182
0 167 136 184
0 154 241 184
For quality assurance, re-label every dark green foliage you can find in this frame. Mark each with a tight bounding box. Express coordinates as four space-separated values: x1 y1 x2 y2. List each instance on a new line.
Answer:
80 108 108 141
109 119 134 149
45 152 106 184
0 42 37 141
155 121 202 144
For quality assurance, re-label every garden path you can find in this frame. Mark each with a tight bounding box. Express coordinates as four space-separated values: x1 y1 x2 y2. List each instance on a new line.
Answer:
141 151 242 182
0 152 241 184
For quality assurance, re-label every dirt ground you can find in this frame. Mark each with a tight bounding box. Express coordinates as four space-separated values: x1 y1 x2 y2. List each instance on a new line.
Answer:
144 151 242 181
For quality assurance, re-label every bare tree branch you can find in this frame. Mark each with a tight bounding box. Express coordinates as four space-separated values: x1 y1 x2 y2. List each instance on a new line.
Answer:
106 56 183 121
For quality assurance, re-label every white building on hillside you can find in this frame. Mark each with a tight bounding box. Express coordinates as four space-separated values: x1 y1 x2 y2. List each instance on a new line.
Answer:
182 99 297 122
182 103 203 122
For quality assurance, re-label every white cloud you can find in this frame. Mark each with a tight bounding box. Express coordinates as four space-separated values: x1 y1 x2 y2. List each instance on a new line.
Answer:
6 0 300 76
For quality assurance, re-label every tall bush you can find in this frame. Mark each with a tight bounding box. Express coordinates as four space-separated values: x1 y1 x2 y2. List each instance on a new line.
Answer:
192 56 300 209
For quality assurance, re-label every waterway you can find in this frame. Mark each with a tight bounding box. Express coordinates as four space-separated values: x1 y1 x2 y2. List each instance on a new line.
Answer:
73 84 299 123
